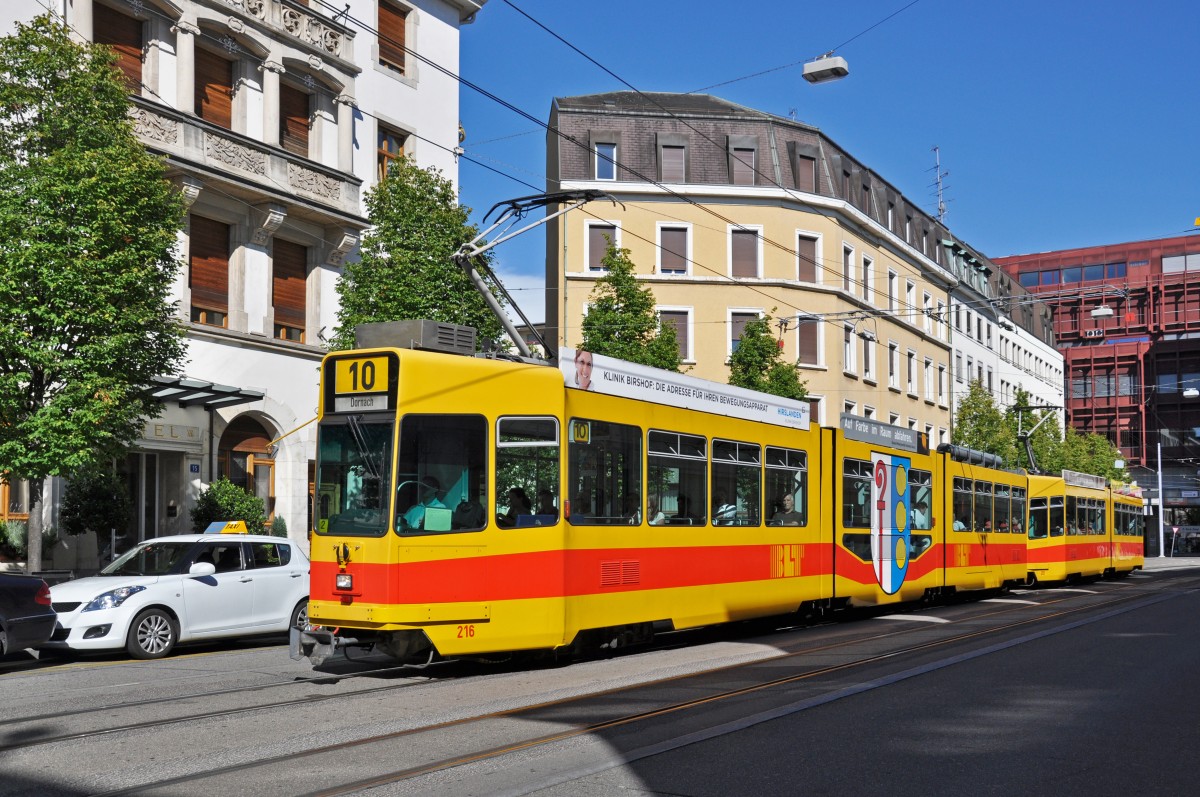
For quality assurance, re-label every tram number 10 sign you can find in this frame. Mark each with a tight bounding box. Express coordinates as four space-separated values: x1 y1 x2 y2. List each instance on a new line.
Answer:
330 354 394 413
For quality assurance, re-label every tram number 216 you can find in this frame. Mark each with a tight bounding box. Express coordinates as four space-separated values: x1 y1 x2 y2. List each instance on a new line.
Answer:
457 625 476 639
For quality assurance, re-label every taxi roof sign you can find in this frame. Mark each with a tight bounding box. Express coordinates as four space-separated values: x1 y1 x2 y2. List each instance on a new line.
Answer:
204 521 249 534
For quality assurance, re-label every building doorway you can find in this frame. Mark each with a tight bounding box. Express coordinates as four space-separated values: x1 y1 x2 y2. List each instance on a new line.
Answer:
218 415 276 520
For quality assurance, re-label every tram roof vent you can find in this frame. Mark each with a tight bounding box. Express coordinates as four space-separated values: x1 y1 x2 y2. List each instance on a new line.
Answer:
355 320 476 356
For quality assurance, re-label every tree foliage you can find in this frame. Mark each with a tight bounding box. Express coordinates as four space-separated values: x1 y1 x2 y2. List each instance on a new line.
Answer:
727 314 807 400
0 16 186 565
579 243 681 370
190 478 267 535
952 380 1018 464
1061 426 1127 481
332 157 505 350
60 467 132 538
1004 387 1064 474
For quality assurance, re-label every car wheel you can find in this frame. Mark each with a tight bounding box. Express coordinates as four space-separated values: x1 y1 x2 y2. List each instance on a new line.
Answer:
289 599 310 630
126 609 178 659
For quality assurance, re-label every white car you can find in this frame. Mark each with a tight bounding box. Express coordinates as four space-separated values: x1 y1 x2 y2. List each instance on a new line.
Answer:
42 533 309 659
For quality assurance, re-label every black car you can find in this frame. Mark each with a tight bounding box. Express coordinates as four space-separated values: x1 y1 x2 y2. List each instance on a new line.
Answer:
0 573 57 655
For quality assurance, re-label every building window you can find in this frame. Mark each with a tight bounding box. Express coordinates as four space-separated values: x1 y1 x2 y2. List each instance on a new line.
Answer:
843 325 856 374
888 342 899 389
595 142 617 180
938 364 947 404
924 358 934 400
888 271 897 311
797 234 818 282
864 405 876 421
730 312 758 354
658 225 689 275
889 412 900 426
842 246 854 293
279 82 312 158
862 256 873 304
936 301 946 339
862 336 874 381
906 350 916 394
94 3 143 92
379 1 409 74
189 216 230 328
795 155 816 192
661 145 685 182
844 400 857 417
194 47 233 130
586 223 617 270
955 352 963 382
378 124 408 180
731 147 756 185
730 228 760 278
658 309 691 360
273 239 307 342
905 281 916 324
798 322 820 366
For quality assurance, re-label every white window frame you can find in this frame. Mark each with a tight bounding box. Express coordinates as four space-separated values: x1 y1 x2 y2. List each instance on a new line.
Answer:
842 244 855 295
888 341 900 390
861 255 874 305
862 335 875 383
795 230 823 283
905 280 916 326
656 222 692 276
887 270 897 311
595 141 617 181
728 307 764 359
657 306 694 363
924 357 934 401
584 219 621 271
922 292 932 334
906 349 917 396
843 323 857 375
727 225 764 279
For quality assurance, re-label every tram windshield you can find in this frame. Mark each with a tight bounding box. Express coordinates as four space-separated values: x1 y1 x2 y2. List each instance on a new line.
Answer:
316 417 394 537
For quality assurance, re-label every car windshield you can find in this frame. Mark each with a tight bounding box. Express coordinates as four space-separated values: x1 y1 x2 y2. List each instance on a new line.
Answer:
102 542 195 576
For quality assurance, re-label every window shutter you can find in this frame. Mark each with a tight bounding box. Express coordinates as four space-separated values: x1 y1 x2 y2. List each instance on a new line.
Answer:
659 311 688 359
660 228 687 273
379 1 408 72
798 324 818 365
797 236 817 282
273 239 307 329
94 4 142 90
795 155 816 192
661 146 685 182
731 230 757 278
732 148 755 185
190 216 230 313
280 84 310 157
589 225 615 269
195 48 233 129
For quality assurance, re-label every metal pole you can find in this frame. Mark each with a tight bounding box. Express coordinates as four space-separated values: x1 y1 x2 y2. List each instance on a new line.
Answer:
1157 440 1166 558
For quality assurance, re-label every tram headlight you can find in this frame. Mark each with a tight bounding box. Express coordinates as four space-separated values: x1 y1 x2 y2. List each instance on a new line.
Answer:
335 573 353 590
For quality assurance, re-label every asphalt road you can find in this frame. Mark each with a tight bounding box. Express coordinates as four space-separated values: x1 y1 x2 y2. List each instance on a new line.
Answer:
0 563 1197 797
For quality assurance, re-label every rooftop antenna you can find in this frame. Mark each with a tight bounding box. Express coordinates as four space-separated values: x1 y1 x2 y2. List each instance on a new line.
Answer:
930 145 950 224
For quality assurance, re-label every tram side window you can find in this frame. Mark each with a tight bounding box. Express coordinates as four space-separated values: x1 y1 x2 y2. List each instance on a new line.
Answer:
909 469 933 531
712 440 761 526
568 418 642 525
994 485 1012 533
496 417 560 528
952 477 972 531
1028 497 1048 539
766 446 808 527
648 429 707 525
317 417 394 537
395 414 487 534
975 481 994 532
1088 499 1105 534
842 459 872 529
1010 487 1026 536
1066 496 1080 535
1049 496 1064 536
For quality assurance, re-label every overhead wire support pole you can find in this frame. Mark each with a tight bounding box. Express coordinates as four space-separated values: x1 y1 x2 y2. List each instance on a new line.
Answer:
452 190 618 362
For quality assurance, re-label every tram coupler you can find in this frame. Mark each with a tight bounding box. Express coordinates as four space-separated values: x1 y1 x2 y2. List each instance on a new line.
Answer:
290 624 365 666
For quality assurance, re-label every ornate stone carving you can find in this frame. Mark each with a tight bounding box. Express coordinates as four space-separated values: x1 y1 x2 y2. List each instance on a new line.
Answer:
288 163 342 200
131 107 179 144
281 7 344 57
250 203 287 246
207 135 267 175
325 230 359 267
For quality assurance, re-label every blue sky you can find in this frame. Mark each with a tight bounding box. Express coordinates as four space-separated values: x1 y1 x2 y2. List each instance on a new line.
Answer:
456 0 1199 323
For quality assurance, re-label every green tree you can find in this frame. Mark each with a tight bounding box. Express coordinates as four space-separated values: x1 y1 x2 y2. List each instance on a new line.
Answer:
190 478 267 535
727 314 808 400
60 467 132 538
580 243 681 370
952 380 1018 463
332 157 505 350
0 16 186 569
1061 427 1127 480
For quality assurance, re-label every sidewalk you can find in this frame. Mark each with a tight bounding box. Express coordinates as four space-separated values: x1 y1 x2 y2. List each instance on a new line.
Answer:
1141 555 1200 571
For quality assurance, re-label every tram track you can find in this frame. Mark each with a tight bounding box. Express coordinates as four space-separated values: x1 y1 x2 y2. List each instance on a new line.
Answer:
77 575 1185 797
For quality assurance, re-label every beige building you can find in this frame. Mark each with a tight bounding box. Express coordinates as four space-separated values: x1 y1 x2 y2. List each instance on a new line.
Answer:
546 92 956 440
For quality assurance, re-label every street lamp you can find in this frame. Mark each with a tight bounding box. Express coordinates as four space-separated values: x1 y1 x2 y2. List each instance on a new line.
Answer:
802 53 850 84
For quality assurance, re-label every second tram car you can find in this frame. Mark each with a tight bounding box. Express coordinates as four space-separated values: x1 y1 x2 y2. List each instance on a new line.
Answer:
293 325 1144 665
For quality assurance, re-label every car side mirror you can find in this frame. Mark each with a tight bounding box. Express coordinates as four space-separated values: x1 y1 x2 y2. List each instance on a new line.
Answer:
189 561 216 576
